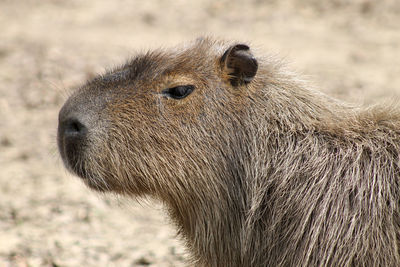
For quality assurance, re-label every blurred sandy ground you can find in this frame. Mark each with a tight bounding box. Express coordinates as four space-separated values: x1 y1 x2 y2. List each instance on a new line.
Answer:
0 0 399 266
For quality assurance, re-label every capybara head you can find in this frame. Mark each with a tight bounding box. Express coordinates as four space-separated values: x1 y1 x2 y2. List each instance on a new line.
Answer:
58 38 259 199
58 38 400 266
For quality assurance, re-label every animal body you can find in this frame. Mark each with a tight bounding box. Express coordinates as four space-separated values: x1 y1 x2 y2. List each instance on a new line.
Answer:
57 38 400 266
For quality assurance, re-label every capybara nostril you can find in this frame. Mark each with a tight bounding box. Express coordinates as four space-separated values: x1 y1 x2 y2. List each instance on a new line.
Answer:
58 117 88 149
63 118 87 138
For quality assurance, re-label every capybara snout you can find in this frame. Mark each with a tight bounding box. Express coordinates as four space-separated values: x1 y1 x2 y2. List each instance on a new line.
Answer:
57 85 110 181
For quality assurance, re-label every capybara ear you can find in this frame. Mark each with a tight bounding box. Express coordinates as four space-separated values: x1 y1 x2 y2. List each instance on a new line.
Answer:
220 44 258 86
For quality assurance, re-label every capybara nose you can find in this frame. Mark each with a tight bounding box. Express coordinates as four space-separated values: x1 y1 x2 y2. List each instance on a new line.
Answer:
57 116 88 162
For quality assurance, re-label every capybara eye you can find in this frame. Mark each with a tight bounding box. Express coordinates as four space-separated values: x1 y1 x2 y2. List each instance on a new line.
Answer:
162 85 195 99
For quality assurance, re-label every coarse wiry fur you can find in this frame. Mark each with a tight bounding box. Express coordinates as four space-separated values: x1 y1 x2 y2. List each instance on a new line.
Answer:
58 37 400 266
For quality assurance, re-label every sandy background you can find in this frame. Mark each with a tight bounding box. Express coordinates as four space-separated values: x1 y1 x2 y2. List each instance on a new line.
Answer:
1 0 399 266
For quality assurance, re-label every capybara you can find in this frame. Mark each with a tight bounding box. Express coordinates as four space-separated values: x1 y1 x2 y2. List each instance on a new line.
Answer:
57 38 400 266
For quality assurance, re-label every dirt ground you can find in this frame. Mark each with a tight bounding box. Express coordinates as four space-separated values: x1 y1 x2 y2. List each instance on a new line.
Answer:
1 0 399 266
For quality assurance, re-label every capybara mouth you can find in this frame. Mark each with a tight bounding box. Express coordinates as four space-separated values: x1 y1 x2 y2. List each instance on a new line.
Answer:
58 141 91 180
64 157 90 180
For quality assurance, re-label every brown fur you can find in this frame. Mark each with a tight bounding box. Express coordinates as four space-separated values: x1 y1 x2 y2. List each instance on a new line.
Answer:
58 38 400 266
